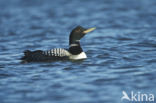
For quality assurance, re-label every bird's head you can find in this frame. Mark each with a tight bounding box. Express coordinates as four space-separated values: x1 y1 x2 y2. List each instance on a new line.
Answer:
69 26 96 44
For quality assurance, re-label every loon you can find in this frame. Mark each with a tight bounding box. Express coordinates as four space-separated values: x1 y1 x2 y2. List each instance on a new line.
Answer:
21 26 96 63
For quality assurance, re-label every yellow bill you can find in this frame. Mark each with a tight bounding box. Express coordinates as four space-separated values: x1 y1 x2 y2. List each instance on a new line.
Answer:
83 27 96 34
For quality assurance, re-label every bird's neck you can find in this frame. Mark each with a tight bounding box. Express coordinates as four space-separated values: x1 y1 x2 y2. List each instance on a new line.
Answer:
69 41 83 55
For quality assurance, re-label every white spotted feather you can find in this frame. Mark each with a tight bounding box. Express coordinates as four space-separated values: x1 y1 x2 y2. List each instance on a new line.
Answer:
43 48 70 57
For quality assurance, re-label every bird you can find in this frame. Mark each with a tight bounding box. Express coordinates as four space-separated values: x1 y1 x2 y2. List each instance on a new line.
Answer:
21 26 96 63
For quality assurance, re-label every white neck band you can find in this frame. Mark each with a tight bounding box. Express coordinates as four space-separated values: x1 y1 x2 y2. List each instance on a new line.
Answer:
70 44 79 47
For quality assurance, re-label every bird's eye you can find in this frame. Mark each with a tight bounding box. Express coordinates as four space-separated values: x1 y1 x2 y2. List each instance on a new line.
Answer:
76 29 81 32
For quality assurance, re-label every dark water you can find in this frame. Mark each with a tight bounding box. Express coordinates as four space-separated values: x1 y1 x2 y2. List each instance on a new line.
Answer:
0 0 156 103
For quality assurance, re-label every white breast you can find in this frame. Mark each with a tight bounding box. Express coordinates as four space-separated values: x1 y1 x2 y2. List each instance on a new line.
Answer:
69 52 87 60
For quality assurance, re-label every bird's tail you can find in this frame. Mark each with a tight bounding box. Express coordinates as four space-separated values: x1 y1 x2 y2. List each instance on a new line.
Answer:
21 50 44 63
20 50 32 63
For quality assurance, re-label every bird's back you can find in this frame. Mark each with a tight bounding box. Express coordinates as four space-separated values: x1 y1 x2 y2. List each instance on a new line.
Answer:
21 48 70 63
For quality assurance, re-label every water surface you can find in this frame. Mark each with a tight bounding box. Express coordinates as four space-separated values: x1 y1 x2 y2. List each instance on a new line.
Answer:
0 0 156 103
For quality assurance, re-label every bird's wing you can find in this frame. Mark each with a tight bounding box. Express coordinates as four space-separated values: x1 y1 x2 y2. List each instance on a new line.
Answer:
42 48 70 57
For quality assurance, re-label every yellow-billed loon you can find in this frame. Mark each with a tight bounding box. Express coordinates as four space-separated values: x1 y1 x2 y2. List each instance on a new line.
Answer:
21 26 96 62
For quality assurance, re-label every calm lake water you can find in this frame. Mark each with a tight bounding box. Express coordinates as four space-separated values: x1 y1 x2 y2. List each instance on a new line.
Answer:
0 0 156 103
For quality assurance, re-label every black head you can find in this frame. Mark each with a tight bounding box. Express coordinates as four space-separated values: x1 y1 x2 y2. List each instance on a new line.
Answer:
69 26 95 44
69 26 86 44
68 26 96 55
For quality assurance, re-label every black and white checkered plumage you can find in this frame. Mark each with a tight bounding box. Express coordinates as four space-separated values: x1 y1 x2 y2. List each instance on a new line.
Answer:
43 48 70 57
21 48 70 62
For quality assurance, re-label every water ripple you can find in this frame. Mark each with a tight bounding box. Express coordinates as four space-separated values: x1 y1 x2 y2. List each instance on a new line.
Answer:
0 0 156 103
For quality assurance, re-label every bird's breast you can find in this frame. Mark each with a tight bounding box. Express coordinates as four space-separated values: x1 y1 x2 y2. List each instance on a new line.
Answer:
69 52 87 60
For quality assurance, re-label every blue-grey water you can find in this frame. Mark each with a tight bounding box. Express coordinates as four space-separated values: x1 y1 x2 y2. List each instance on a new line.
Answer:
0 0 156 103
